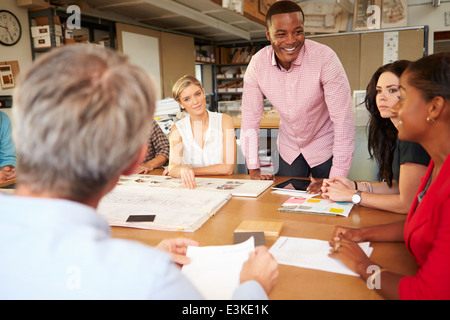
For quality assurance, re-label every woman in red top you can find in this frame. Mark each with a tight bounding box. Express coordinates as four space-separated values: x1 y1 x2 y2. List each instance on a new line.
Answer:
327 52 450 299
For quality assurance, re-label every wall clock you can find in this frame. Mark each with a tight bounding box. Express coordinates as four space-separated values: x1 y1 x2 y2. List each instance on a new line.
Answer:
0 10 22 46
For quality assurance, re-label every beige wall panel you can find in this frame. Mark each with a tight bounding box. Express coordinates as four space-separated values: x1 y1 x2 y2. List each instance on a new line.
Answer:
359 32 384 90
160 32 195 98
311 34 361 92
398 29 425 62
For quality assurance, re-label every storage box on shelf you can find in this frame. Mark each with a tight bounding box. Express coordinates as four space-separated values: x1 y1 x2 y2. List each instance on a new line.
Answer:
216 46 256 65
218 100 242 118
29 9 63 52
215 42 266 103
195 45 216 64
28 6 116 60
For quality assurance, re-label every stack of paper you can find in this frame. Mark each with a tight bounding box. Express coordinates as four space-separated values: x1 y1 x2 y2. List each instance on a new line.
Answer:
182 237 255 299
269 236 372 277
154 98 180 118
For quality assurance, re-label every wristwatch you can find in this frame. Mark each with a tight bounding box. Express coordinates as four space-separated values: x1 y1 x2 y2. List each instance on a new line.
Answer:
352 190 362 204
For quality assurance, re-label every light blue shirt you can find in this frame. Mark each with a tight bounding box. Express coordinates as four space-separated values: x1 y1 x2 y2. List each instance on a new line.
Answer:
0 193 267 300
0 110 16 167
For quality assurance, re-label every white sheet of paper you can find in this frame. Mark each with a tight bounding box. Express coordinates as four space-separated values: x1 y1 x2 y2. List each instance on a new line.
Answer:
272 189 320 199
269 236 372 277
181 237 255 300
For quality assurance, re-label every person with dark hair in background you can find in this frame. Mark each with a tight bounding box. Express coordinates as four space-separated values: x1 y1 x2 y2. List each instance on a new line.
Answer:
322 60 430 214
328 52 450 299
134 120 170 174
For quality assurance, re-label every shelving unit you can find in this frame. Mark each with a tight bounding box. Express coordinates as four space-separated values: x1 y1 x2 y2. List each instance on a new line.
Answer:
28 7 60 60
194 42 217 111
214 42 267 104
28 6 116 60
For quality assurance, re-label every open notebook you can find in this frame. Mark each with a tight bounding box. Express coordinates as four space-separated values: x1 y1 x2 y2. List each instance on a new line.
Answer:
97 184 231 232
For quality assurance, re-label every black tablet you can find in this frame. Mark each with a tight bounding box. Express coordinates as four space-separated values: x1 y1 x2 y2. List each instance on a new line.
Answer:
272 178 311 191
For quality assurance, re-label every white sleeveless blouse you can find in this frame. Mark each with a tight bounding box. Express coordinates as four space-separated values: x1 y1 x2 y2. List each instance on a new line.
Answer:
175 110 223 168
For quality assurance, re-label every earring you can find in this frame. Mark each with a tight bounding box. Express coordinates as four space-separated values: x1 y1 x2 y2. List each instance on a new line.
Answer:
426 117 435 123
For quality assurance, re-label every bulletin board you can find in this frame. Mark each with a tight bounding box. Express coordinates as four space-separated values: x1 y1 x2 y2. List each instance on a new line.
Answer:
309 26 427 92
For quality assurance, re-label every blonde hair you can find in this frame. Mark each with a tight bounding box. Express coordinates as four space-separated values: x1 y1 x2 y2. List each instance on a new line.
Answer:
172 75 202 102
13 45 158 201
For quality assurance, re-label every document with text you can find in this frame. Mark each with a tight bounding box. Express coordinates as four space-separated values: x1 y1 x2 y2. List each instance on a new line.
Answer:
269 236 372 277
181 237 255 299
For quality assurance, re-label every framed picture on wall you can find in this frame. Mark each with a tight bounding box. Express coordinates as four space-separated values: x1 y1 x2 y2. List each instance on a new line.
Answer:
352 0 382 31
381 0 407 29
259 0 276 16
0 60 19 90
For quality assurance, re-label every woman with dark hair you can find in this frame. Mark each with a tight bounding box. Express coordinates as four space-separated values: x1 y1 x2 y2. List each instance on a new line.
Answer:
322 60 430 214
327 52 450 300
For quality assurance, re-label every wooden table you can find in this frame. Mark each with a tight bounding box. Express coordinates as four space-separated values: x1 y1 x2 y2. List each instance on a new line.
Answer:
0 178 15 188
233 116 280 129
111 173 418 300
232 110 280 129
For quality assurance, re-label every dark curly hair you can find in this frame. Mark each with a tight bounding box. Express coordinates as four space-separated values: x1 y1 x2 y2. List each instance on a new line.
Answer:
364 60 411 186
405 52 450 102
265 0 305 28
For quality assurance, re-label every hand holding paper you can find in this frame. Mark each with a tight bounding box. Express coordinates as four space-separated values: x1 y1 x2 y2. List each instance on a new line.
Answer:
240 246 279 295
181 238 278 299
157 238 199 266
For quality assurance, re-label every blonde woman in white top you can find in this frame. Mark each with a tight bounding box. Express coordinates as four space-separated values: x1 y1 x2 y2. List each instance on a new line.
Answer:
168 75 236 189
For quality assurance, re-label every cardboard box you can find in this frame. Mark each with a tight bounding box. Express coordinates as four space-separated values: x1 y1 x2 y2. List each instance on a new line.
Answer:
33 36 51 48
33 35 62 48
54 24 62 37
31 25 49 37
65 27 73 39
31 25 62 38
64 38 76 45
35 15 61 26
16 0 47 8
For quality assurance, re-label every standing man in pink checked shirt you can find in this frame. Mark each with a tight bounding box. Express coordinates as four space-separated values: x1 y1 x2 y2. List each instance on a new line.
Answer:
240 1 354 192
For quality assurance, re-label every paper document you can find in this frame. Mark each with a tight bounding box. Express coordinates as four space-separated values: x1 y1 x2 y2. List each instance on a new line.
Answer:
182 237 255 300
117 174 273 197
269 237 372 277
272 189 320 198
97 184 230 232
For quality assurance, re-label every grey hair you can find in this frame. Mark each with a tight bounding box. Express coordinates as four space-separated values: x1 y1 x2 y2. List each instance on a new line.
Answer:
13 45 157 201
